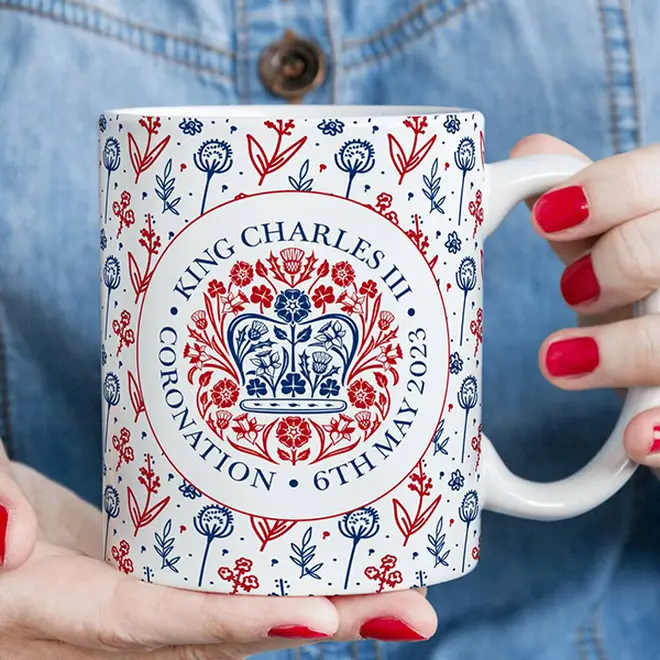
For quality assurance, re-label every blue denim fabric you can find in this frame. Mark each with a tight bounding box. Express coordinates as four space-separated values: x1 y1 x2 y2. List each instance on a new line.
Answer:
0 0 658 658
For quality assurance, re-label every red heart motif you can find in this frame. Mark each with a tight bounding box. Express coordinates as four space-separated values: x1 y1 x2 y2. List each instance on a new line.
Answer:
319 164 327 172
322 531 330 539
179 525 187 533
180 163 187 171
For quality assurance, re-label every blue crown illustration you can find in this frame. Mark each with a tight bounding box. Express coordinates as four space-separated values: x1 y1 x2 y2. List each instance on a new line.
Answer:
227 288 359 414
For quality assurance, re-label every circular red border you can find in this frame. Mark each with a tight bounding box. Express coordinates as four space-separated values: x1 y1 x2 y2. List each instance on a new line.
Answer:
135 190 451 522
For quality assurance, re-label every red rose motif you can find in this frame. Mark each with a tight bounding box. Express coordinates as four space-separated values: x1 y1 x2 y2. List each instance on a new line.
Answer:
208 279 226 298
250 284 274 308
312 284 335 308
359 280 378 299
230 261 254 287
276 416 312 448
331 261 355 288
348 380 376 409
381 554 397 570
211 379 239 408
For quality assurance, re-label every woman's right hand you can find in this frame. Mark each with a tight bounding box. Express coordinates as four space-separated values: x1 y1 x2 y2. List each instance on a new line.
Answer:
0 441 436 659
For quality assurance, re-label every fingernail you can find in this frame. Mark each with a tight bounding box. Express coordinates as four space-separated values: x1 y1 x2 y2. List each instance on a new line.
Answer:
546 337 600 377
0 505 7 567
268 625 331 640
650 426 660 454
533 186 589 233
359 617 427 642
560 254 600 306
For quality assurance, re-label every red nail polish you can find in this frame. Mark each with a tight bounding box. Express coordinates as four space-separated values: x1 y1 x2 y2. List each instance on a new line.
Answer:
650 426 660 454
0 505 7 567
560 254 600 306
533 186 589 233
268 625 331 640
359 617 427 642
545 337 599 377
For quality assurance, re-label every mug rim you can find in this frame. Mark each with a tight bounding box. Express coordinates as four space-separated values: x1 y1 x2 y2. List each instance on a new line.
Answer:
104 104 482 119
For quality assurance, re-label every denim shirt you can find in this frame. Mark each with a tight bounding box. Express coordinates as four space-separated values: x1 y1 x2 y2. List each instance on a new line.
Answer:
0 1 659 659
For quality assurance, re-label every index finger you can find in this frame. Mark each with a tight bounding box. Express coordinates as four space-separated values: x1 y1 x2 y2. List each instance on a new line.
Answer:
532 143 660 241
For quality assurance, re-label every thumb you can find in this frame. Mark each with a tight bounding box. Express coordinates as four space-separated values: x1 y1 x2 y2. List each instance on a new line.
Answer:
0 440 37 570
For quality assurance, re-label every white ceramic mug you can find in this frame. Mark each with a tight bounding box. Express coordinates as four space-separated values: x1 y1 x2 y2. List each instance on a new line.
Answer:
98 106 658 596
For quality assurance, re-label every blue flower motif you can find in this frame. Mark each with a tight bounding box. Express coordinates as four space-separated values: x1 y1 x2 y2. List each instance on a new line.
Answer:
250 350 281 378
318 118 345 136
274 289 312 324
314 320 345 350
179 117 203 135
449 352 463 374
281 373 306 396
247 378 267 397
448 470 464 491
179 479 202 499
443 114 461 134
319 378 340 398
444 231 462 254
98 114 107 133
100 228 107 251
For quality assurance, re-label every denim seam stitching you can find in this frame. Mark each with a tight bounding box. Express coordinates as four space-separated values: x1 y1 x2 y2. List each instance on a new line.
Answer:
342 0 481 72
343 0 467 48
597 0 642 153
0 0 235 82
236 0 251 103
0 314 14 459
322 0 338 104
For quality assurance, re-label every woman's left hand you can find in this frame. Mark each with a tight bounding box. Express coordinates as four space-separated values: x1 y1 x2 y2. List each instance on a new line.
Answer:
512 134 660 468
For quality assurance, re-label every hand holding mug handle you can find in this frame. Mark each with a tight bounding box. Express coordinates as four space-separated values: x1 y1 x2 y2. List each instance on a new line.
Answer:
482 155 660 520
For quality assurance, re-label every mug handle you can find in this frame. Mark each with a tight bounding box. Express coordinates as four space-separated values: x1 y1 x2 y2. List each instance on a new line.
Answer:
481 154 660 520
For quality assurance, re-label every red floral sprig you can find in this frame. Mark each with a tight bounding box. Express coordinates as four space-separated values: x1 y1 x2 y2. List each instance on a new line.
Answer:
217 557 260 594
393 461 442 546
472 536 481 561
111 539 134 574
471 424 482 472
470 190 484 238
250 517 297 552
126 453 170 536
112 310 135 355
128 214 162 304
388 116 437 185
247 120 307 186
128 116 171 184
112 191 136 238
364 554 403 592
470 308 483 357
112 427 134 471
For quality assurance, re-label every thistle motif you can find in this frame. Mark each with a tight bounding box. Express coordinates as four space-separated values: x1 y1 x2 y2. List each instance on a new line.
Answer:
454 137 476 226
102 137 120 225
338 507 380 590
194 139 233 215
194 505 234 587
459 490 479 572
335 139 375 198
